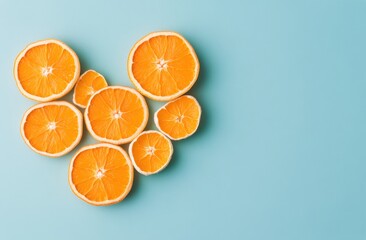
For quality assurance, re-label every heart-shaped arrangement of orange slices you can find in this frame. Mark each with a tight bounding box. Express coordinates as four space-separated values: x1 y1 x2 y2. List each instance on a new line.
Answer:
14 31 202 206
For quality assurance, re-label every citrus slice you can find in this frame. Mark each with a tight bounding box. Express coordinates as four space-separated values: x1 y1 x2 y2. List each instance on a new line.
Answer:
69 143 134 206
85 86 149 145
129 130 173 175
127 31 200 101
14 39 80 102
21 101 83 157
73 70 108 108
154 95 201 140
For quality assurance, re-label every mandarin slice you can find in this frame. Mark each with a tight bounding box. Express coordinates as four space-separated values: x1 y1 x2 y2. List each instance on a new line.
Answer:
69 143 134 206
73 70 108 108
84 86 149 145
21 101 83 157
14 39 80 102
154 95 201 140
128 31 199 101
129 130 173 175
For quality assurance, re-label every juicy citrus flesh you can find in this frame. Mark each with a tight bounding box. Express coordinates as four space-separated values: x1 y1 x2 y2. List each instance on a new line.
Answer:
21 101 83 157
128 32 199 101
73 70 108 108
69 143 134 206
129 130 173 175
155 95 201 140
14 39 80 102
85 86 149 144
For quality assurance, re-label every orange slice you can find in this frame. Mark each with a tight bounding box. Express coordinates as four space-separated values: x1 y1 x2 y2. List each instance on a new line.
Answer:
129 130 173 175
69 143 134 206
127 31 200 101
154 95 201 140
85 86 149 145
21 101 83 157
14 39 80 102
73 70 108 108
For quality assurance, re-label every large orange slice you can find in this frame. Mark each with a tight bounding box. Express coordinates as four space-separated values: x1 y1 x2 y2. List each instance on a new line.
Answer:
154 95 201 140
85 86 149 145
14 39 80 102
129 130 173 175
69 143 134 206
21 101 83 157
127 31 200 101
73 70 108 108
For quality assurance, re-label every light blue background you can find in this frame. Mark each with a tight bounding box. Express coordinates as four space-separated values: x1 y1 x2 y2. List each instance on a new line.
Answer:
0 0 365 239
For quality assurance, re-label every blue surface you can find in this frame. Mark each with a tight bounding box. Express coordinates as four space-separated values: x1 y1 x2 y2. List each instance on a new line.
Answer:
1 0 366 239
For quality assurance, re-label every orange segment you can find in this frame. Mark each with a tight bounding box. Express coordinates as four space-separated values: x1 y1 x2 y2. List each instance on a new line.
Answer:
154 95 201 140
128 31 200 101
129 130 173 175
84 86 149 145
21 101 83 157
14 39 80 102
69 143 134 206
73 70 108 108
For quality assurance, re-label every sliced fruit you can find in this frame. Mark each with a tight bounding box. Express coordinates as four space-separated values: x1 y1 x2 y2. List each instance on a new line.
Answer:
129 130 173 175
154 95 201 140
73 70 108 108
127 31 200 101
69 143 134 206
21 101 83 157
14 39 80 102
85 86 149 145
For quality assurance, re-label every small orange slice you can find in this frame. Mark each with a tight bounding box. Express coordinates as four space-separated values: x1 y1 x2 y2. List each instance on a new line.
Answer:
14 39 80 102
69 143 134 206
21 101 83 157
85 86 149 145
73 70 108 108
127 31 200 101
129 130 173 175
154 95 201 140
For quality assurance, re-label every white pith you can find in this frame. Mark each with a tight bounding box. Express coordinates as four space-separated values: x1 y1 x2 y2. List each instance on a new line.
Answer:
96 168 105 179
156 59 168 70
146 146 156 155
112 110 123 119
87 87 95 95
47 122 56 130
175 115 184 123
41 66 53 77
